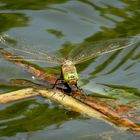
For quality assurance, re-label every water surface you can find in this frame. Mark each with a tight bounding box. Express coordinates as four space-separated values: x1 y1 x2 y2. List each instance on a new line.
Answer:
0 0 140 139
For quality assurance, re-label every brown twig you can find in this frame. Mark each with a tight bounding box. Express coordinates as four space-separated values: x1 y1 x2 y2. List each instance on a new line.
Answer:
0 49 57 84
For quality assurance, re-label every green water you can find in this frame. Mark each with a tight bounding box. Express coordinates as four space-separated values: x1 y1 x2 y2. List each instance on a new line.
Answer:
0 0 140 139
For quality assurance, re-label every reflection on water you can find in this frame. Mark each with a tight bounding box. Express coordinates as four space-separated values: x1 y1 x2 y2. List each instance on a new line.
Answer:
0 97 81 137
0 13 29 33
0 0 140 139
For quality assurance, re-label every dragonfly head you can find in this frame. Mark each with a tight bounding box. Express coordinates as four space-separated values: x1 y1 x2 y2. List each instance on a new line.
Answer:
64 72 78 85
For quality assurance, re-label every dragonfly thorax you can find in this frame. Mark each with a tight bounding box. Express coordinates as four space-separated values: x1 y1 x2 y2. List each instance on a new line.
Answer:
62 60 73 66
62 60 78 85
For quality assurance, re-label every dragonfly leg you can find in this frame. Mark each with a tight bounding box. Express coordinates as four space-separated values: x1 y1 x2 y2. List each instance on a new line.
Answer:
74 83 87 98
50 90 57 97
75 83 83 91
50 90 66 100
52 79 70 94
52 78 63 89
63 82 72 93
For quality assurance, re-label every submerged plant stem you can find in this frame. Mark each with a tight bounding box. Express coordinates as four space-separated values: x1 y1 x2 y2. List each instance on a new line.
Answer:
0 49 57 84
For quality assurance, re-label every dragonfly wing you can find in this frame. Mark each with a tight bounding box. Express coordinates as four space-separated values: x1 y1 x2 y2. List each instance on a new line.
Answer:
0 35 64 64
68 36 140 65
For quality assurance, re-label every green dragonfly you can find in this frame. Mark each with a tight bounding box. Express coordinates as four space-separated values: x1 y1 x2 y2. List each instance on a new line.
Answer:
0 35 139 91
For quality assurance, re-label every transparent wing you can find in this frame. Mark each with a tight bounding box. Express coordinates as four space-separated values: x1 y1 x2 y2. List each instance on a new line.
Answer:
0 35 64 64
68 36 140 64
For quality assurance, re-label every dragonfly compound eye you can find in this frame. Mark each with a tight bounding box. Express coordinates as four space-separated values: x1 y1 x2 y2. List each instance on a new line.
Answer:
64 72 78 85
68 73 76 79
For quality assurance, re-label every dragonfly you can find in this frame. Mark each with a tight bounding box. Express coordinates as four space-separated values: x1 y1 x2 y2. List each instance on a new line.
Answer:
0 35 140 91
